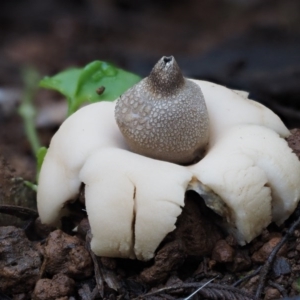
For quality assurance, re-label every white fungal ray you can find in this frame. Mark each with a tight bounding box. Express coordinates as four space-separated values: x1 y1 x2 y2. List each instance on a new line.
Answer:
190 79 290 148
37 154 81 225
227 125 300 225
190 152 272 244
80 148 192 260
37 101 127 225
189 124 300 244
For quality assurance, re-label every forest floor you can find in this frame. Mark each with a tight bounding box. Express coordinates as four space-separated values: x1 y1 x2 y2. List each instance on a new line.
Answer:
1 0 300 299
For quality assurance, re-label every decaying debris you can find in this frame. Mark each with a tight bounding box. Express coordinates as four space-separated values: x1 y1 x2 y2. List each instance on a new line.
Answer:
138 193 223 285
85 232 123 298
255 203 300 299
0 226 41 294
41 229 93 279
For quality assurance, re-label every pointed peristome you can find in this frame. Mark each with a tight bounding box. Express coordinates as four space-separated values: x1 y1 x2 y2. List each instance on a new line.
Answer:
146 56 185 96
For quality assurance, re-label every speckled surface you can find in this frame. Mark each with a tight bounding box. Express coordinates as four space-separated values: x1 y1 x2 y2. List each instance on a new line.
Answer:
115 57 209 164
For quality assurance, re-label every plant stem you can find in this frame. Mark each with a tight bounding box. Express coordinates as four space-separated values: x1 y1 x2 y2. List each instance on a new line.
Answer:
18 67 41 156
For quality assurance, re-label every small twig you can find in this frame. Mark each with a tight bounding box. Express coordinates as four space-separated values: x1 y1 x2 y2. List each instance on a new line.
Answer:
0 205 38 220
133 283 182 299
232 266 262 287
255 206 300 299
39 256 47 279
133 282 255 299
86 231 104 298
268 280 288 298
183 277 217 300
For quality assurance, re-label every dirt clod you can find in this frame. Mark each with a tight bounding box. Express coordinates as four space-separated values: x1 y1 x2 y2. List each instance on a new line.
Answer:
211 239 234 263
34 217 56 239
252 237 287 263
0 226 41 294
42 229 93 279
287 129 300 159
264 287 281 300
227 250 252 272
32 273 75 300
139 239 186 285
242 275 260 295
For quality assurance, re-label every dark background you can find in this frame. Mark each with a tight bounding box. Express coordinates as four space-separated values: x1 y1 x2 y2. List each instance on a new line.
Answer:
0 0 300 177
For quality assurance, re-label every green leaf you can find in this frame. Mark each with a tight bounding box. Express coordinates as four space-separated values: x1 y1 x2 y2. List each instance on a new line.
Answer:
39 60 141 115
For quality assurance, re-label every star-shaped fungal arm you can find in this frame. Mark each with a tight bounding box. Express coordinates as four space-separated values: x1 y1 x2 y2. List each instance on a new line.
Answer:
37 101 127 225
80 148 192 260
188 124 300 244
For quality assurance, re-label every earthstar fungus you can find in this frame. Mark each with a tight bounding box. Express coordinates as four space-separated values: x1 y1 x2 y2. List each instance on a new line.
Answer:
37 56 300 261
